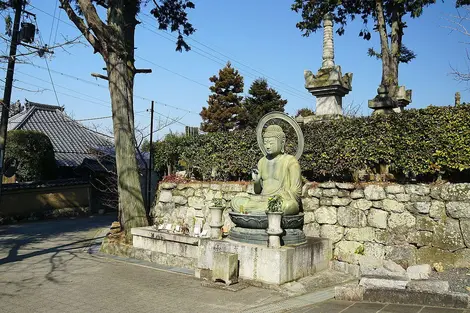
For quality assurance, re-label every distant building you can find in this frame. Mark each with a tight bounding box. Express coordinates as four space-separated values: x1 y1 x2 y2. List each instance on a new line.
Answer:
4 100 113 177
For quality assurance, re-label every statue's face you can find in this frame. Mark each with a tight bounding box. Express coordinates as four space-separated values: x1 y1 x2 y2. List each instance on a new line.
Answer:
263 137 282 156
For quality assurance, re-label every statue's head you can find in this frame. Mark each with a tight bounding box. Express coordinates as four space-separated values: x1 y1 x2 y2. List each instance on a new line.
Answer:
263 125 286 157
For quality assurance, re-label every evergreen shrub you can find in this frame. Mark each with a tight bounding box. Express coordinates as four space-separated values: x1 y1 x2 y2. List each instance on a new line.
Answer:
155 105 470 182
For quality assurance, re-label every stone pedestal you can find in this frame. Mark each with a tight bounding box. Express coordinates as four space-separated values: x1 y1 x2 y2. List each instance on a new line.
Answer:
197 237 331 285
212 252 239 285
209 206 224 239
369 85 412 114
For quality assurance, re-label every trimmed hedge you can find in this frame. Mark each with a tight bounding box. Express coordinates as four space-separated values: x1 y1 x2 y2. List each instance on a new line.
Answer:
5 130 57 182
154 105 470 182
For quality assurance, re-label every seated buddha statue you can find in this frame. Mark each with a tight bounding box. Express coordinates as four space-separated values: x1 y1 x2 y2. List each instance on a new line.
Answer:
231 124 302 215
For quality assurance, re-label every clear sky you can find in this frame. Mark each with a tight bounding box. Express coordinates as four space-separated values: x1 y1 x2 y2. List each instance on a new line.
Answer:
2 1 470 140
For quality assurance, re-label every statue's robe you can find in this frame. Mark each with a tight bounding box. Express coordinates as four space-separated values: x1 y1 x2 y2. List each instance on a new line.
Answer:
231 154 302 215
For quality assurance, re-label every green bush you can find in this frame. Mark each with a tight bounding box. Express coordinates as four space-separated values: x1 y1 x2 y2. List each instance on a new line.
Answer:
154 105 470 182
5 130 57 181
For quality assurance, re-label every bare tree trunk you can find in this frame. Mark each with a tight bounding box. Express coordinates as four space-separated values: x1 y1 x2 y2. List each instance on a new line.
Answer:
107 52 148 236
389 9 402 99
375 0 393 93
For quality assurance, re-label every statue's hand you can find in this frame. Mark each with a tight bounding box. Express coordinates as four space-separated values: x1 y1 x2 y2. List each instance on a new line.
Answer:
252 169 260 182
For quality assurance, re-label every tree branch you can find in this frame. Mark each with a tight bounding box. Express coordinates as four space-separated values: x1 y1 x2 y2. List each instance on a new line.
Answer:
58 0 103 55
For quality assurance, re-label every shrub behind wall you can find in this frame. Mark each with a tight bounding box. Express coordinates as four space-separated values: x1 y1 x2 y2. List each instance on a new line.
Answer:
154 105 470 182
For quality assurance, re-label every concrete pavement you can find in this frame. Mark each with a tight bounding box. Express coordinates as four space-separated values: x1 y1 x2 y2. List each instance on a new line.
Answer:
1 215 468 313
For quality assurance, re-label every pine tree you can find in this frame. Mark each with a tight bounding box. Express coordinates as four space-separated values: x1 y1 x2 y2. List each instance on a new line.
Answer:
200 62 244 132
238 78 287 129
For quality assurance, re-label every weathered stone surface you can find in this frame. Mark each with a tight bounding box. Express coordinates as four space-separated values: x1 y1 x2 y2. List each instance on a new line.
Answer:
212 252 238 285
351 199 372 211
386 185 405 194
383 259 406 274
460 219 470 248
407 231 433 247
410 195 431 203
395 193 411 202
323 188 339 197
319 181 336 188
303 212 315 224
320 224 344 243
303 222 320 237
332 197 351 206
364 185 386 201
332 261 361 278
411 202 431 214
210 183 222 191
440 183 470 201
430 186 442 200
173 195 187 205
302 197 320 212
363 288 469 309
337 207 367 227
161 182 177 190
385 245 417 268
364 242 385 260
416 247 455 270
388 212 416 231
429 200 446 219
307 187 322 198
374 229 388 244
406 264 431 280
407 280 449 292
454 248 470 268
371 201 383 209
334 240 362 264
350 189 364 199
184 188 195 197
336 182 356 190
188 196 204 209
315 206 337 224
416 216 436 231
360 263 407 281
159 190 173 203
320 198 332 206
345 227 375 242
337 190 350 198
359 278 408 289
335 284 364 301
221 184 246 192
405 185 430 196
432 218 466 251
382 199 405 213
367 209 388 229
446 201 470 219
387 194 396 200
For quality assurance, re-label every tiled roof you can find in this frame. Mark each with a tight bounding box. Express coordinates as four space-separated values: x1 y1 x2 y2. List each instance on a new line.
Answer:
5 100 113 167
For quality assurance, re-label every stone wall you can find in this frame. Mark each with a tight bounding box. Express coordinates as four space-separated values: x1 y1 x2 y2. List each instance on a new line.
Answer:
151 181 470 272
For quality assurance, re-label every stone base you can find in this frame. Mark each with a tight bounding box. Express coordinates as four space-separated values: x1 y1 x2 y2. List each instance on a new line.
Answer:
131 227 199 268
197 237 331 285
316 95 343 115
228 227 306 245
131 227 332 286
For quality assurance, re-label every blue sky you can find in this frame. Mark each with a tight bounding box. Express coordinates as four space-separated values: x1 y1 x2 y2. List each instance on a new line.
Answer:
2 1 470 139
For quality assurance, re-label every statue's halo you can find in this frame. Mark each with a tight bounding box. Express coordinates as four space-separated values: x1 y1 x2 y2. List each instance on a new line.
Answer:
256 112 304 160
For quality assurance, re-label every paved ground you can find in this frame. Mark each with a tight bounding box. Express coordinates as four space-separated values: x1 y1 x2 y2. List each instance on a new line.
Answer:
0 215 468 313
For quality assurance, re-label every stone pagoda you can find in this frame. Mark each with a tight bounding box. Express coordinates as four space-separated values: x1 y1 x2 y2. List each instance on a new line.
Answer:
303 14 353 116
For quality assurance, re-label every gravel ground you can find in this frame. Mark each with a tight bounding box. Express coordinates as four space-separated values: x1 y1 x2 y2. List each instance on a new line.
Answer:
430 268 470 294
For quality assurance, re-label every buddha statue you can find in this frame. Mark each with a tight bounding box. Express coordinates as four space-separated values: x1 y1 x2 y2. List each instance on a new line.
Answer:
231 124 302 215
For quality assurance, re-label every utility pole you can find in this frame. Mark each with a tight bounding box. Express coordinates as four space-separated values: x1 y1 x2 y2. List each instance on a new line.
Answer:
0 0 23 195
147 100 154 215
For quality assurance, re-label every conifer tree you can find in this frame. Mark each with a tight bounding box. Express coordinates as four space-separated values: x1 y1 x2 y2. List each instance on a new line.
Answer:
200 62 244 132
238 78 287 129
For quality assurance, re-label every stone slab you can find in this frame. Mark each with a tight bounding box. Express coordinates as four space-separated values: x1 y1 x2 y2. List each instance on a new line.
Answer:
407 280 450 293
359 278 408 289
363 288 469 309
131 227 199 245
407 264 431 280
197 237 331 285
